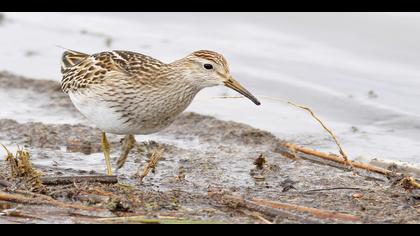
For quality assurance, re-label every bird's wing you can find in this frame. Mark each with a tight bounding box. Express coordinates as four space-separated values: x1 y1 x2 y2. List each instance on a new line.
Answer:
61 50 163 93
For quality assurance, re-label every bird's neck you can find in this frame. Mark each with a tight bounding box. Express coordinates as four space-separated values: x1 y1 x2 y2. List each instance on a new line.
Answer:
153 67 202 109
159 63 205 91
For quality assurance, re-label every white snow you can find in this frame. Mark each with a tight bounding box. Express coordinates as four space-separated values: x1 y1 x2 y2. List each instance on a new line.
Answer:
0 12 419 166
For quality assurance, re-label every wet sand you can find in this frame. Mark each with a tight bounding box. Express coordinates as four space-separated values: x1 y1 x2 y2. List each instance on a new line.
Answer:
0 71 419 223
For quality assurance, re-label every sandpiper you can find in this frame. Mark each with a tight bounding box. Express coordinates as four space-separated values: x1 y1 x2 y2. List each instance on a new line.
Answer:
61 49 260 175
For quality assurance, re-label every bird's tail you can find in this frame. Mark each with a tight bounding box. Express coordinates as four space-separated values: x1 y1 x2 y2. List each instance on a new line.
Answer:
61 49 89 73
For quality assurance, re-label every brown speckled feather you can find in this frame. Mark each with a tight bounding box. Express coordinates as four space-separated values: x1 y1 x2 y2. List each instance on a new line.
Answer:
61 50 165 93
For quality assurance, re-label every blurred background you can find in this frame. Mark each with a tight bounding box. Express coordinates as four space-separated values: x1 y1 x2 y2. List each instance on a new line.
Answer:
0 12 419 166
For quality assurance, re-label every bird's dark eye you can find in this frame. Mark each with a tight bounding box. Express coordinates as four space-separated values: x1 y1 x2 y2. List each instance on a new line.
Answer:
204 64 213 70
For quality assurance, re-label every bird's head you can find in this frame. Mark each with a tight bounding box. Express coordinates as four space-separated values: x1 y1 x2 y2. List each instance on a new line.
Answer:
175 50 261 106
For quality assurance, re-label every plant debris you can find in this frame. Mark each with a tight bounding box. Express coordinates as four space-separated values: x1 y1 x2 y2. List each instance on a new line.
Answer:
253 154 267 170
2 145 43 191
136 146 164 182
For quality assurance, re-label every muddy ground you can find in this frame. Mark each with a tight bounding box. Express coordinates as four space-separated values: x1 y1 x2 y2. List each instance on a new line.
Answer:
0 71 419 224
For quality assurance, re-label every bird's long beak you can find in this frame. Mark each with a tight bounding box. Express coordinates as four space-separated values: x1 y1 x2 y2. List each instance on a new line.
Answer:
224 77 261 105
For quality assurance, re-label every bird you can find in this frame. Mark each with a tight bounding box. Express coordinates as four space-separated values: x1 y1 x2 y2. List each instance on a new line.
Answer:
60 49 260 176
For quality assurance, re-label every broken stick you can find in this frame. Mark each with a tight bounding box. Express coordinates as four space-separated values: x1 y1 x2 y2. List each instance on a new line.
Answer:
282 143 392 176
209 189 320 223
252 197 361 222
280 143 420 189
208 189 360 223
0 191 105 212
40 175 118 185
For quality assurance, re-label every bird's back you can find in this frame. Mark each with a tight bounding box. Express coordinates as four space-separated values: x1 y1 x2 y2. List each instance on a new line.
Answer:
60 50 165 93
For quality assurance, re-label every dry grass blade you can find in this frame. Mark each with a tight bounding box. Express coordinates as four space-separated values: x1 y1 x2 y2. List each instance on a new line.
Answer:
1 144 18 177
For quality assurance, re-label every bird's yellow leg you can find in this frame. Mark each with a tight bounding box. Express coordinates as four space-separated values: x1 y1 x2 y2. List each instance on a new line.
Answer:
117 134 136 170
101 132 113 176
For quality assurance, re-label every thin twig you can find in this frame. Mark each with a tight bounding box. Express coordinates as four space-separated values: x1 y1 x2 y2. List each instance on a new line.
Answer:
285 100 350 164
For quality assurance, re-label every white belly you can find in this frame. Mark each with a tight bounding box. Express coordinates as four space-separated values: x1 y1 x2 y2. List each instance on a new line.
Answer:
68 85 198 135
69 91 142 134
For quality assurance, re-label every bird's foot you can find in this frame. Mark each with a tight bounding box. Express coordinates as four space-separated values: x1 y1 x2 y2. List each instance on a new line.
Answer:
116 134 136 170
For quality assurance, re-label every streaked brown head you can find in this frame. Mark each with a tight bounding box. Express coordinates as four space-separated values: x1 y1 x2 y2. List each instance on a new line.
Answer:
180 50 260 106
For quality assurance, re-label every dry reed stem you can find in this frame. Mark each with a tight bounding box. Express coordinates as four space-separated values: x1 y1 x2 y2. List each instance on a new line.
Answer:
251 197 361 222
